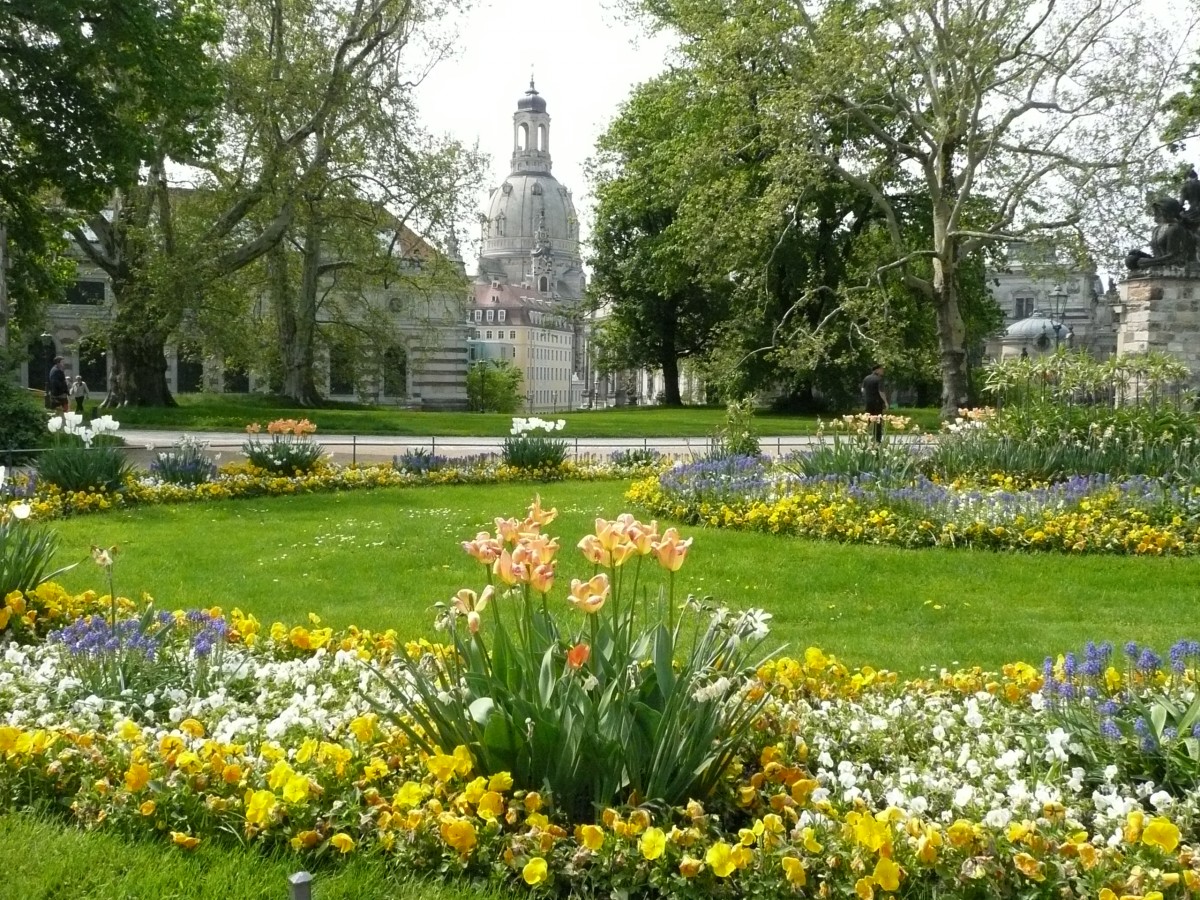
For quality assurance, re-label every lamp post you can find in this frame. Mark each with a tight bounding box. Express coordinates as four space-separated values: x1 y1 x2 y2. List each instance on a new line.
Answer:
1049 286 1068 349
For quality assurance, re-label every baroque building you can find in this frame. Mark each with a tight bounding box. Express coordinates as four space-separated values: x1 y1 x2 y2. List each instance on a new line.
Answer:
470 82 586 412
18 216 470 409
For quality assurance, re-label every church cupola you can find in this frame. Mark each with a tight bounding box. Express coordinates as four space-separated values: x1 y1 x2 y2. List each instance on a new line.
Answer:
512 80 552 175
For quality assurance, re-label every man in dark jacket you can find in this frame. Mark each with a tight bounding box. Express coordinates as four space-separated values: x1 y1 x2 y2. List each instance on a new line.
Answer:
861 363 888 442
47 356 69 413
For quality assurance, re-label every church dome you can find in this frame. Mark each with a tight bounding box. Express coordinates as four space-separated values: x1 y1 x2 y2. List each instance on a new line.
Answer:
1004 312 1061 342
481 174 578 258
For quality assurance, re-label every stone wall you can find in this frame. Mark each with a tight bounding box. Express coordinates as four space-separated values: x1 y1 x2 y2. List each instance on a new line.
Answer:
1117 270 1200 383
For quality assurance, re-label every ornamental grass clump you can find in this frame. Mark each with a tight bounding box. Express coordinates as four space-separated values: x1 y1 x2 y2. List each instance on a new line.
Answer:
242 418 325 476
149 435 218 485
372 496 774 821
786 413 923 482
0 466 71 597
501 417 568 471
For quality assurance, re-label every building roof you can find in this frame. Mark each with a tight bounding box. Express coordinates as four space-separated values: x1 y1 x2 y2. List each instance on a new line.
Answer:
472 281 573 330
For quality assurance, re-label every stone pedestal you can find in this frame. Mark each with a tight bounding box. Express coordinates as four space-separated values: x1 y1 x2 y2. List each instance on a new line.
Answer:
1118 267 1200 382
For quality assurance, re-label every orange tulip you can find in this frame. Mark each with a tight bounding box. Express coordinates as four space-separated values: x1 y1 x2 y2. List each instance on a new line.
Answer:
566 643 590 670
652 528 692 572
569 574 610 614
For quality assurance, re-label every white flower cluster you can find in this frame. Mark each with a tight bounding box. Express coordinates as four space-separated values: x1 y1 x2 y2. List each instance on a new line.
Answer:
509 417 567 436
46 412 121 448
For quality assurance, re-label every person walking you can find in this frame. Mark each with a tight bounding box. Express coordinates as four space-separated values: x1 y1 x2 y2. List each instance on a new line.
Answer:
46 356 69 414
69 375 89 415
861 363 888 443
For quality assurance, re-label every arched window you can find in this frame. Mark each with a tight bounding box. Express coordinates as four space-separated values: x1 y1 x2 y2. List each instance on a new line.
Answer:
537 124 547 151
1014 295 1035 319
539 276 549 293
77 335 107 392
517 123 528 150
383 346 407 397
328 343 355 395
26 337 57 391
223 365 249 393
176 341 204 393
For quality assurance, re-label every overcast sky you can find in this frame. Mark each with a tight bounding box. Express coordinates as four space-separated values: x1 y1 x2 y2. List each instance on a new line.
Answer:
414 1 674 271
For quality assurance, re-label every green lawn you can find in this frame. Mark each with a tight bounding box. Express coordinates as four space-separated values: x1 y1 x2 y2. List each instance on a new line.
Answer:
47 480 1200 675
110 393 943 436
0 810 514 900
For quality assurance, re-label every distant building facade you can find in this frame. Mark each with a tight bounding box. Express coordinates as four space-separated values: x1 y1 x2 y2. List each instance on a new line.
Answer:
18 221 470 409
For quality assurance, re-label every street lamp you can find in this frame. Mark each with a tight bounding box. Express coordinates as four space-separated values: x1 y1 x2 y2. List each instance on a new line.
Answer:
1048 286 1068 349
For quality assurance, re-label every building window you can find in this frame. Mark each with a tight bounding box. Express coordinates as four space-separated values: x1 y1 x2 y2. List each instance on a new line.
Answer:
176 341 204 393
486 330 492 339
539 276 549 293
474 330 481 338
498 310 505 323
486 309 494 322
65 281 105 305
1014 295 1035 319
474 310 482 322
383 346 407 397
510 330 516 339
328 344 355 395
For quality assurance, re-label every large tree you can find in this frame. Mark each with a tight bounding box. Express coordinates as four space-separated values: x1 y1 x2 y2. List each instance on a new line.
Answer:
0 0 219 350
628 0 1188 416
215 0 481 404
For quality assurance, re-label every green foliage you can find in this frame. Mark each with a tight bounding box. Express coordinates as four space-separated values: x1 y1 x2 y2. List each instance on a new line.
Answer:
371 506 772 820
929 352 1200 479
0 514 65 599
0 376 48 462
501 435 568 471
37 444 133 494
708 397 761 459
787 414 923 482
466 360 523 413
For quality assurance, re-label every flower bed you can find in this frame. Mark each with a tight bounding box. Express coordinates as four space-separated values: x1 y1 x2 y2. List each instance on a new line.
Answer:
631 458 1200 556
13 456 661 522
2 590 1200 898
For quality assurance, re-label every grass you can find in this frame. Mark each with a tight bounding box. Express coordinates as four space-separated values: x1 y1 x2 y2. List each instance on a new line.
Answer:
47 480 1200 675
0 809 514 900
110 392 943 436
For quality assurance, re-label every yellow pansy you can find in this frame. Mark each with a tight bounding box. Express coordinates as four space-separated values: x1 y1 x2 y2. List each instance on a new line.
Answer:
678 856 703 878
244 789 277 827
123 762 151 793
426 752 457 782
1142 817 1181 853
1012 852 1045 882
179 718 205 738
348 715 376 743
394 781 428 809
873 856 901 891
329 833 355 854
782 856 806 886
855 876 875 900
640 827 666 860
705 842 736 878
139 800 156 816
522 857 548 886
579 824 604 852
117 719 142 742
440 817 477 855
282 774 310 804
170 831 200 850
477 791 505 821
488 771 514 792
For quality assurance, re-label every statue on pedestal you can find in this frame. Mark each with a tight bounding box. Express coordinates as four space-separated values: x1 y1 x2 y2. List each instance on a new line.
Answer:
1126 195 1197 271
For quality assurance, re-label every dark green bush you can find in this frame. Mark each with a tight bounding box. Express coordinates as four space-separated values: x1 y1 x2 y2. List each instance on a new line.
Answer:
0 379 48 464
37 444 133 493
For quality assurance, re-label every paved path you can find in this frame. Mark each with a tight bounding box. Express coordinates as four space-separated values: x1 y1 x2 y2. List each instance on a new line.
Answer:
121 428 931 464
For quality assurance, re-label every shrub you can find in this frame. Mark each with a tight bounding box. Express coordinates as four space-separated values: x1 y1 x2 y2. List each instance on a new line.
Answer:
609 447 663 469
786 413 923 482
466 359 524 413
501 416 568 470
242 418 325 476
0 378 47 464
372 499 773 821
37 418 132 494
149 435 218 485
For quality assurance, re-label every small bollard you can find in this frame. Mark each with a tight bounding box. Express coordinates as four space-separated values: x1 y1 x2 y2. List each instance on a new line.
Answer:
288 870 313 900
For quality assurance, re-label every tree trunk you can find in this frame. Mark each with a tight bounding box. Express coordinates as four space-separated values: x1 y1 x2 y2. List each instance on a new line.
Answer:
103 275 176 407
932 254 969 419
658 300 682 406
271 241 321 405
661 353 683 406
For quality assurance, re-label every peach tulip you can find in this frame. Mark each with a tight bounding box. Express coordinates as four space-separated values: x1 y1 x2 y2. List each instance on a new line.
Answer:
569 574 610 614
577 534 609 567
530 563 556 594
526 494 558 527
492 549 527 586
652 528 693 572
461 532 501 565
566 643 590 670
